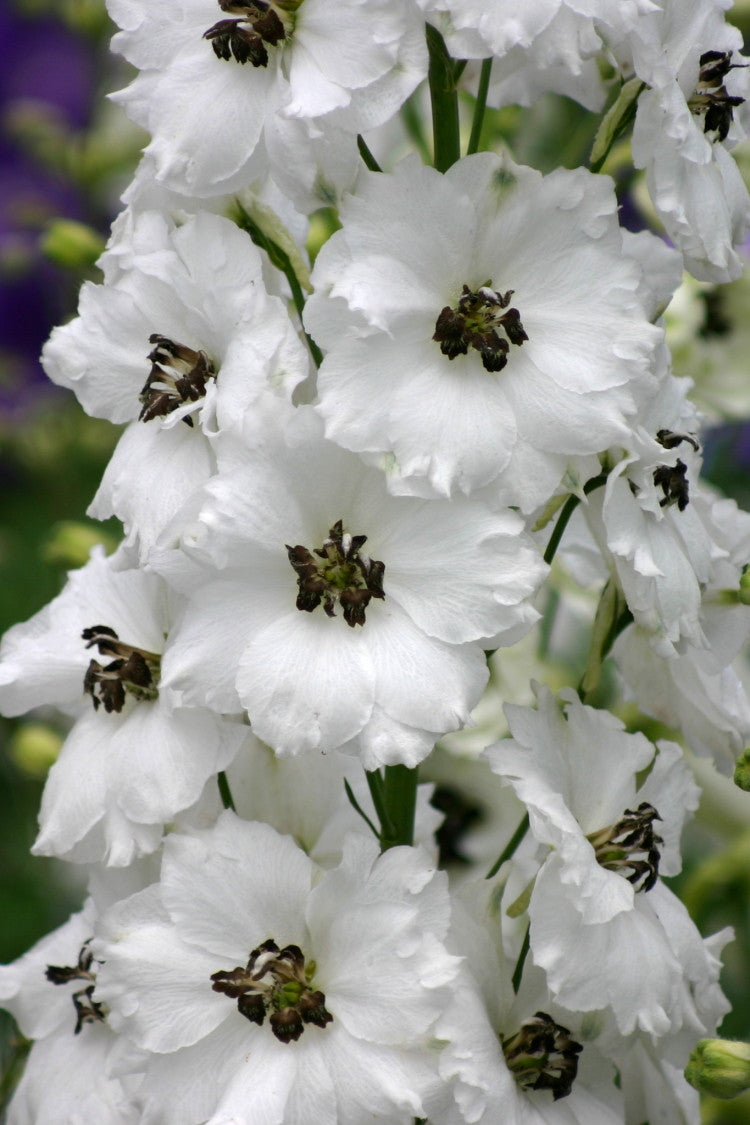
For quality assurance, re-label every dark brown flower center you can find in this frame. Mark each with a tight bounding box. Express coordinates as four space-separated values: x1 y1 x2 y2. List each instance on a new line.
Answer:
203 0 290 67
587 801 663 893
82 625 161 713
652 429 700 512
139 334 216 427
433 283 528 373
46 941 106 1035
286 519 385 628
211 938 332 1044
502 1011 582 1101
689 50 747 143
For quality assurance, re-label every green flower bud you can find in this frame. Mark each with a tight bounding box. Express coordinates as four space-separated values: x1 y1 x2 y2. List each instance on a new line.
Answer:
738 569 750 605
40 220 104 270
685 1038 750 1099
733 749 750 792
43 522 117 569
10 723 62 778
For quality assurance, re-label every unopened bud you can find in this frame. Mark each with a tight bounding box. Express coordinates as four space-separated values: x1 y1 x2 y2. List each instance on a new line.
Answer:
43 522 116 569
10 723 62 777
685 1038 750 1099
733 749 750 792
40 220 104 270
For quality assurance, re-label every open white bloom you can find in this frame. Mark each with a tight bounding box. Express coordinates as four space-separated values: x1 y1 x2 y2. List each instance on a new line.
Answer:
107 0 426 201
613 486 750 773
0 548 244 865
102 151 311 301
305 153 663 509
619 0 750 281
434 887 624 1125
154 405 546 766
485 687 729 1038
579 372 716 656
93 812 457 1125
418 0 653 65
42 210 309 562
0 901 137 1125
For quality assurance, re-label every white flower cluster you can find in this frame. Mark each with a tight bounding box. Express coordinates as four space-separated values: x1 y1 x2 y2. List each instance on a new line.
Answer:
3 1 750 1122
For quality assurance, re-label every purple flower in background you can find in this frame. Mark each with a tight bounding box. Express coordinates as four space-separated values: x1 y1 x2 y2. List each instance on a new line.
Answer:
0 4 99 421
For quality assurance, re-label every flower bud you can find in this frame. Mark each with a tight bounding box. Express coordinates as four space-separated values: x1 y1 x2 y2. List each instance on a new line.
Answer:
43 522 116 569
734 748 750 791
40 220 104 270
685 1038 750 1099
10 723 62 777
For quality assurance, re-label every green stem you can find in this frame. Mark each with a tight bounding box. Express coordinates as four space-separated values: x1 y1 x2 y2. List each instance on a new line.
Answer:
357 134 382 173
486 813 530 880
543 473 608 566
466 58 492 155
217 771 236 812
232 201 322 368
365 768 396 843
537 586 559 661
381 765 419 849
426 25 461 172
512 924 530 994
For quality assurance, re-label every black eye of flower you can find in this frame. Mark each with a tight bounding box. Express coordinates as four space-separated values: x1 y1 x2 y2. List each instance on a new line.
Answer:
203 1 287 67
433 283 528 372
502 1011 583 1100
46 941 107 1034
689 50 747 143
587 802 663 893
139 335 216 426
211 938 333 1044
286 519 385 628
81 625 161 712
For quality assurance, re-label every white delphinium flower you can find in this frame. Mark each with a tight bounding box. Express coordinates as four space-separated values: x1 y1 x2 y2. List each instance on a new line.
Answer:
224 729 442 866
420 0 655 115
613 486 750 773
41 210 309 561
92 812 458 1125
153 405 546 767
0 900 137 1125
485 686 731 1039
617 0 750 281
107 0 426 202
577 371 715 656
418 0 653 65
102 151 312 302
305 153 663 509
0 548 245 865
433 885 625 1125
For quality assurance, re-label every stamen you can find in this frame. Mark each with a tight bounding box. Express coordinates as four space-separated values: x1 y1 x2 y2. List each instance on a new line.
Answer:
211 937 333 1044
46 941 106 1034
651 431 699 512
653 459 690 511
587 801 663 893
81 625 161 713
139 335 216 427
502 1011 582 1101
433 283 528 373
203 1 286 67
689 50 747 143
286 519 385 628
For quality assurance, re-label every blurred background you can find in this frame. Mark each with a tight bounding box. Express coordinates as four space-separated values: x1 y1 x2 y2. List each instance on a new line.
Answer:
2 1 750 1120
